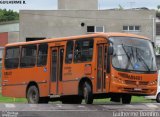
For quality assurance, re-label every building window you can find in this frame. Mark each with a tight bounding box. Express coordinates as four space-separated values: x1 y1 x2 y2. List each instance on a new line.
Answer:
0 48 4 63
123 25 140 32
156 24 160 35
135 26 140 31
87 26 95 32
123 26 128 31
96 26 104 32
26 37 45 42
74 39 94 63
37 44 48 66
5 47 20 69
129 26 134 31
65 40 74 64
87 26 105 33
20 45 37 67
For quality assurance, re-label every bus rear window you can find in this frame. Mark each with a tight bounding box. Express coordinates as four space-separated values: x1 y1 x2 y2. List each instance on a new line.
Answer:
20 45 37 67
5 47 20 69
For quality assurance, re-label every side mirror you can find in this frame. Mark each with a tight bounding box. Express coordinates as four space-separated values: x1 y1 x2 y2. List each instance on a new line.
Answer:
108 46 114 55
152 41 155 48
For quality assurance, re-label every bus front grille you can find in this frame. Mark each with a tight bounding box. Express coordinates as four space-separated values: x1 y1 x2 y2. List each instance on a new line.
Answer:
124 80 149 86
139 81 149 85
125 80 136 85
123 88 149 93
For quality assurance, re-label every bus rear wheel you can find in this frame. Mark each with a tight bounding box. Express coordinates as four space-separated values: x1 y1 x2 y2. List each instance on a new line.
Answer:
27 86 40 104
122 94 132 104
156 93 160 103
83 82 93 104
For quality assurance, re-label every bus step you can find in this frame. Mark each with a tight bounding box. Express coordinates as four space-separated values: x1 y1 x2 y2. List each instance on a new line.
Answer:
49 95 61 98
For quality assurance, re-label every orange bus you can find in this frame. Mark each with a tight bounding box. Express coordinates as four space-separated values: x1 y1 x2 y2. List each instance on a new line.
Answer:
1 33 157 104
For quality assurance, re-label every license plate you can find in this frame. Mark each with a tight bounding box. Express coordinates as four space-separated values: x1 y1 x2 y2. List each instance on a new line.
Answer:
134 88 142 91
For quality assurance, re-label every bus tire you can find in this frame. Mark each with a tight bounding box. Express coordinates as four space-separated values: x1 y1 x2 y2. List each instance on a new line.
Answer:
83 82 93 104
156 93 160 103
122 94 132 104
27 85 39 104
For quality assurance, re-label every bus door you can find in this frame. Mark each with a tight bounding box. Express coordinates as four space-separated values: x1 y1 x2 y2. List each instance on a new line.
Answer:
50 47 64 95
97 44 107 92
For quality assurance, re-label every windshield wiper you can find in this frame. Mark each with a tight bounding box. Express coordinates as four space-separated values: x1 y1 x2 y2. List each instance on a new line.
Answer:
121 44 134 69
136 48 150 72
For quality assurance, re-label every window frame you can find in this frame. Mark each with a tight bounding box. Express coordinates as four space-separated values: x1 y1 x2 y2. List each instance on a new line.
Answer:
20 44 37 68
87 26 105 33
4 46 20 69
37 43 48 67
65 40 74 64
123 25 141 32
73 38 94 63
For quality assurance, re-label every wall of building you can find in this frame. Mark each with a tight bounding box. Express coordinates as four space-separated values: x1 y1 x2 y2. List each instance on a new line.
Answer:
0 21 19 33
0 31 19 62
8 31 19 43
20 10 156 42
58 0 98 10
0 32 8 46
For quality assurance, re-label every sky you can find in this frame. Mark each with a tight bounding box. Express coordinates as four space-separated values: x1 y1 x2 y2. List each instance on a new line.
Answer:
0 0 160 12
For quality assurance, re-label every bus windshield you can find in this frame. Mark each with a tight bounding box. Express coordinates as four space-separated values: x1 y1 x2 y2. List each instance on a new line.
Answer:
109 37 157 72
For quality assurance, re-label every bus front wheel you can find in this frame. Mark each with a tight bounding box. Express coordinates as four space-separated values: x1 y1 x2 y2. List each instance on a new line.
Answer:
27 86 39 104
83 82 93 104
122 94 132 104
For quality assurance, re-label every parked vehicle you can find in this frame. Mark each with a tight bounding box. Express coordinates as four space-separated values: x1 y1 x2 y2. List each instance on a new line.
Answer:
145 55 160 103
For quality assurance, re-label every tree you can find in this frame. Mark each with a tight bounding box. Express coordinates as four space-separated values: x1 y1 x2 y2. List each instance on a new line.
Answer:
118 4 124 10
0 9 19 22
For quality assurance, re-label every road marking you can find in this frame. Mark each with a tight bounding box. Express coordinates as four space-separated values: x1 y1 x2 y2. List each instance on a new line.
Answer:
78 105 85 108
56 104 62 108
5 104 15 108
29 104 37 107
145 104 158 108
125 105 134 108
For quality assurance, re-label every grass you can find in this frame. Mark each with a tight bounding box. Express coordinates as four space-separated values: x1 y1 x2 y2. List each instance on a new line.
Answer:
0 93 154 104
93 96 154 104
0 93 27 103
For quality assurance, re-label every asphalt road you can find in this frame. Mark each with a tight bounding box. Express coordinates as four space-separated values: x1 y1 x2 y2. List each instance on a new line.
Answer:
0 103 160 117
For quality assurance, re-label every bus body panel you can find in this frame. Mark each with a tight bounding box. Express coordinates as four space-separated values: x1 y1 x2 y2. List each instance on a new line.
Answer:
2 67 50 98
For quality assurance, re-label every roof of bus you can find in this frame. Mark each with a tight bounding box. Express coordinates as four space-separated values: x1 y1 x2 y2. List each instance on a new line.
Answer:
5 32 149 47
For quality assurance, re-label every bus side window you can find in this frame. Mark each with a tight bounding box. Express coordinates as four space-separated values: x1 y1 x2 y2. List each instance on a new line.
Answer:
74 39 93 63
20 45 37 67
65 41 73 64
37 44 48 66
5 47 20 69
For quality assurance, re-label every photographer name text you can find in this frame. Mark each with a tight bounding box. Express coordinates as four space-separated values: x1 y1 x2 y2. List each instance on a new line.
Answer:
0 0 26 4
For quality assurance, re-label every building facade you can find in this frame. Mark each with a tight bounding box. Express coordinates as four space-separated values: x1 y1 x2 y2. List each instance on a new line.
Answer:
0 21 19 62
20 9 156 42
